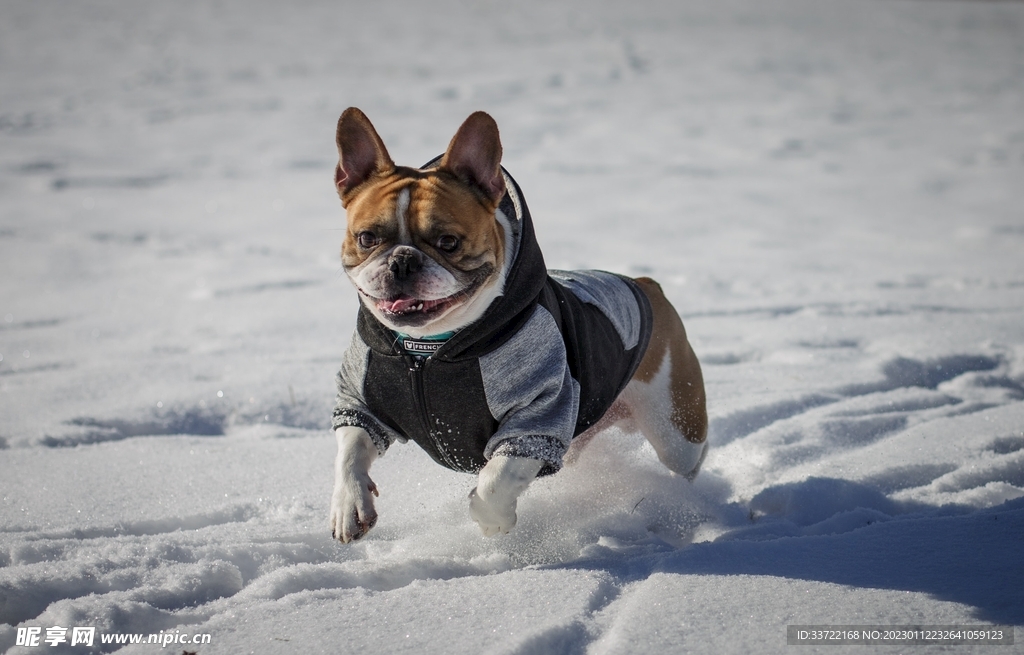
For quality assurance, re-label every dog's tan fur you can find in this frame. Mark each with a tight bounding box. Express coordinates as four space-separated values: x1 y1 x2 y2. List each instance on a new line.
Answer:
633 277 708 444
340 171 507 277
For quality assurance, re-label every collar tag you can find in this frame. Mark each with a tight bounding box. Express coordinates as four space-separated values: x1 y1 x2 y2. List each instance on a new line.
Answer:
401 338 445 355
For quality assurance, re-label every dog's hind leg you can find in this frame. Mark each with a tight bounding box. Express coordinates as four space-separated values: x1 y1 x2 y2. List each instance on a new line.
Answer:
625 277 708 479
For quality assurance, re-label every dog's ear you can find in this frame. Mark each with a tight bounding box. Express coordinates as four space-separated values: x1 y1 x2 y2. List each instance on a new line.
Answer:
335 108 394 202
440 112 505 206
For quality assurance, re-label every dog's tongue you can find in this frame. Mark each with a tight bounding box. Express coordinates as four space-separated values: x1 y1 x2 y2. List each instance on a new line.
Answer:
378 296 421 314
377 296 452 315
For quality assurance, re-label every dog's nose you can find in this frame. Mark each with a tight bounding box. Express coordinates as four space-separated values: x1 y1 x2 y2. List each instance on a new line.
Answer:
388 248 422 281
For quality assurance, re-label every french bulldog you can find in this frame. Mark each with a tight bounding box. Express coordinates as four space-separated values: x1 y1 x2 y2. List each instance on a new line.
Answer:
329 108 707 543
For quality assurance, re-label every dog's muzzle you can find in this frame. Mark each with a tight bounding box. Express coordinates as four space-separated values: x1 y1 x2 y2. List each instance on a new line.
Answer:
387 246 424 282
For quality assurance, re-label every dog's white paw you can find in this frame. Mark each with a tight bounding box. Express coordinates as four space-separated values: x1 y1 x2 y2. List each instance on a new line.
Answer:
657 438 708 481
330 476 379 543
468 487 518 536
682 440 709 482
330 426 380 543
468 456 543 537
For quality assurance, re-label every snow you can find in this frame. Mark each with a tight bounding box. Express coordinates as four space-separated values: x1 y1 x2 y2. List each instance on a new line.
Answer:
2 0 1023 652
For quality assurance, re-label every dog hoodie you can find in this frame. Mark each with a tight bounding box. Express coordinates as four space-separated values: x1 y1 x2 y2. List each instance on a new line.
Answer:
332 165 652 476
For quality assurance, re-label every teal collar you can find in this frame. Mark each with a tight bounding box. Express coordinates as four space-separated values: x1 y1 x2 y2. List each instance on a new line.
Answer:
395 331 455 341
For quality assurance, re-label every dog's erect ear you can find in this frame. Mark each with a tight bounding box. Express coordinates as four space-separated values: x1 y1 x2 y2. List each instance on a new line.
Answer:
440 112 505 206
335 108 394 202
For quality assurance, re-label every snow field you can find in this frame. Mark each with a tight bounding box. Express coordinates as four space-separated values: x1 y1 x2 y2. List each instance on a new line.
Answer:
2 0 1024 652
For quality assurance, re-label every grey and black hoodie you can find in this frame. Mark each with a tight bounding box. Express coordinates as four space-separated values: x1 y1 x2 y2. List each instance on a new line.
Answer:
332 165 652 476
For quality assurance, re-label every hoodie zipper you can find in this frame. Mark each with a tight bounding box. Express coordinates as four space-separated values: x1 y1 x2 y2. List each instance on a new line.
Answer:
406 355 458 470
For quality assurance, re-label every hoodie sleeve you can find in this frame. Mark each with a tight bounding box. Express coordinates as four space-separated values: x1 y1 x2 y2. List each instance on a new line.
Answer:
331 331 401 456
478 305 581 475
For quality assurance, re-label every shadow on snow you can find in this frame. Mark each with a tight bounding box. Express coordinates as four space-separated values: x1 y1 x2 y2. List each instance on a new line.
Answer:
554 479 1024 624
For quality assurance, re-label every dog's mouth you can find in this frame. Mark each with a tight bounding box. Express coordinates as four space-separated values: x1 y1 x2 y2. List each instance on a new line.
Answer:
358 285 478 327
355 264 495 328
374 293 463 317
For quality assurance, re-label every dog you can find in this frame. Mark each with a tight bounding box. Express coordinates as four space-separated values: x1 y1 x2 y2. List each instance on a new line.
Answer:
329 108 707 543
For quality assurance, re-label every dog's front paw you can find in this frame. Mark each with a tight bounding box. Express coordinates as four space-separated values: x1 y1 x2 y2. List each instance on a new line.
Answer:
467 456 542 537
330 477 379 543
468 487 517 537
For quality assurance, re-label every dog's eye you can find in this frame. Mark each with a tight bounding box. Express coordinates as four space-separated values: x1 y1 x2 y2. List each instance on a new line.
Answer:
357 231 380 249
436 234 460 253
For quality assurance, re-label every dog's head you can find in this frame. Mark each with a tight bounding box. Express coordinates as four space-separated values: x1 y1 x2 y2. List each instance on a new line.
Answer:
334 108 509 338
